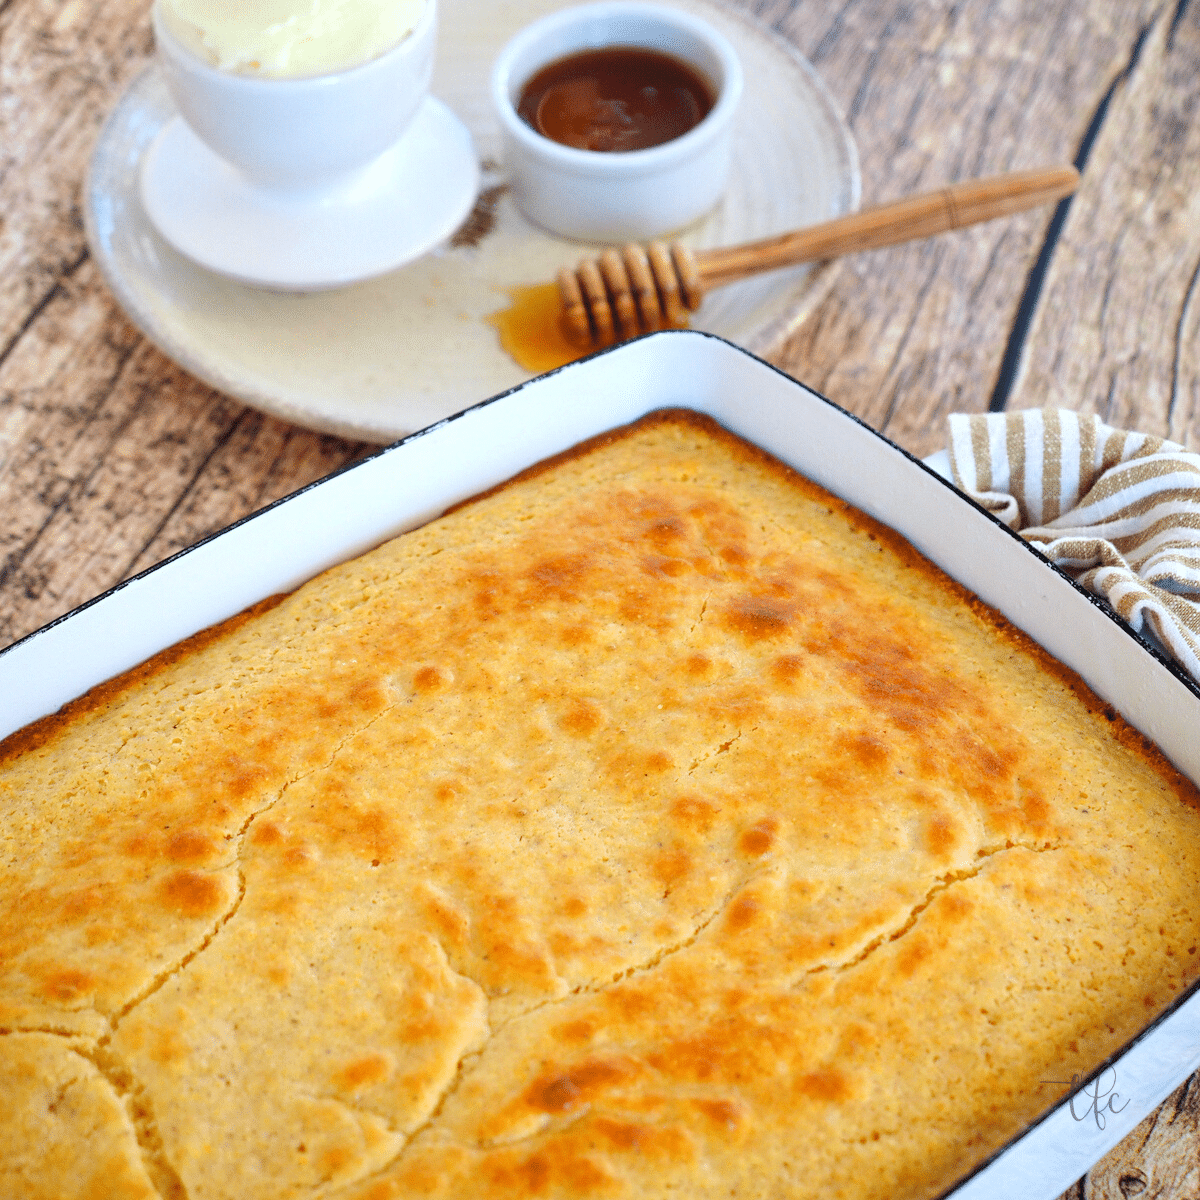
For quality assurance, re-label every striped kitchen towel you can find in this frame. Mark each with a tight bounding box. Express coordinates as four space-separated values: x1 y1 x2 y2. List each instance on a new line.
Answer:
947 408 1200 682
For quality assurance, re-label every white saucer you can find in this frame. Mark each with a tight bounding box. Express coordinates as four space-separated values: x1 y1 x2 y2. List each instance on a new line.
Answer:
140 96 479 292
85 0 859 444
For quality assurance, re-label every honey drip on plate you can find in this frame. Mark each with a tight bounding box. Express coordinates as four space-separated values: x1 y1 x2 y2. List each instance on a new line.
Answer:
487 283 689 374
487 284 585 373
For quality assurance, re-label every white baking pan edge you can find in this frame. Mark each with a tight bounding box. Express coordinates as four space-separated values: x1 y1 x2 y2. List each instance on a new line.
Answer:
2 329 1198 1198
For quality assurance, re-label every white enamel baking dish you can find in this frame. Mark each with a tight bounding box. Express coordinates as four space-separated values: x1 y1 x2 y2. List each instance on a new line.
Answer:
3 330 1198 1198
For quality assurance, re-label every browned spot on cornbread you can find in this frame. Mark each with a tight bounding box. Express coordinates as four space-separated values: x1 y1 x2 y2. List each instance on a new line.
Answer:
670 795 719 832
652 849 692 888
525 554 593 604
40 968 96 1002
926 813 959 858
413 665 451 693
604 747 673 786
797 1066 853 1103
471 568 510 622
559 622 593 647
693 1097 745 1128
420 891 469 951
147 1023 189 1067
527 1059 638 1113
593 1116 693 1161
320 801 402 864
643 513 686 545
165 829 217 862
556 1018 596 1043
642 553 690 579
653 1033 734 1084
561 699 603 736
158 870 223 918
250 821 284 848
726 594 797 640
319 1145 354 1180
940 890 974 922
838 730 892 771
895 934 932 978
726 895 760 932
739 818 778 857
822 628 963 730
769 653 805 684
484 1145 616 1196
210 751 274 802
338 1055 392 1092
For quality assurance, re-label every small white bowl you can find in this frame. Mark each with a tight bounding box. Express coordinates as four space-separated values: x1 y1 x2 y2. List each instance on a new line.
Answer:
140 0 481 291
491 2 743 242
151 0 438 190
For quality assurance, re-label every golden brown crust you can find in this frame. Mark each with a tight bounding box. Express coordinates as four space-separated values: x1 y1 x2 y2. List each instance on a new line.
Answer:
0 592 288 766
3 411 1200 1200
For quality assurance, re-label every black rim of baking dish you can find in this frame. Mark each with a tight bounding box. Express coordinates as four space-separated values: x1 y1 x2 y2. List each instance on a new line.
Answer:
2 327 1197 1195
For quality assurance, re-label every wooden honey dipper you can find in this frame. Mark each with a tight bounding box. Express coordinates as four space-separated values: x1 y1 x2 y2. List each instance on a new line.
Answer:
557 165 1080 346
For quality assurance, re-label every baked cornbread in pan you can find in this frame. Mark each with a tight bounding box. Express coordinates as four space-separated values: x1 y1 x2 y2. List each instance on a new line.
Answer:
3 410 1200 1200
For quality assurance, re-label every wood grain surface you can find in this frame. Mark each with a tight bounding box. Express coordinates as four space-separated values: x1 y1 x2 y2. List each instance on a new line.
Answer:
2 0 1199 1193
1018 4 1200 448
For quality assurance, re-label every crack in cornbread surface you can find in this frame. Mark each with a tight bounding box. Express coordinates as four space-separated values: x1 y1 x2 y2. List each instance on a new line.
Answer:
4 410 1200 1200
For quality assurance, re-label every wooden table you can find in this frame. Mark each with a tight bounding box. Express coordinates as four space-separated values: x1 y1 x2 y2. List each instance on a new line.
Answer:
2 0 1199 1193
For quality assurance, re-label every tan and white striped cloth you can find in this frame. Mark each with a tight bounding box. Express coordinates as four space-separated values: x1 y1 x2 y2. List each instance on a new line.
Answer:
947 408 1200 682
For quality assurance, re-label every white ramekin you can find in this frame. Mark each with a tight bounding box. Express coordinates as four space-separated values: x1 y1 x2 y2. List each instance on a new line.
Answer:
151 0 438 190
491 2 743 242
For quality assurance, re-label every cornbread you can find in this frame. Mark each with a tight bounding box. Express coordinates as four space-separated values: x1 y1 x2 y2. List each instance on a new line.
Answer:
3 410 1200 1200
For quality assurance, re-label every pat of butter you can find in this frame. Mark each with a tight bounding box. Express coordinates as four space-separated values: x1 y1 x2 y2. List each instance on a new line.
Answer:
159 0 427 78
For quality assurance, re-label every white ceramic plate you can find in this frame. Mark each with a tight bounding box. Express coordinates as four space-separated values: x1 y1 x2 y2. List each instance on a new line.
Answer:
140 97 480 290
85 0 858 443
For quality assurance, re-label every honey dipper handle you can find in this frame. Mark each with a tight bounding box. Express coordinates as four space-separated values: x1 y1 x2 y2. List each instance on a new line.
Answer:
695 166 1080 290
